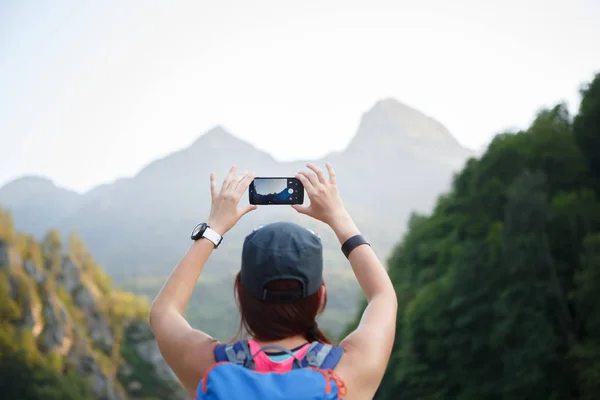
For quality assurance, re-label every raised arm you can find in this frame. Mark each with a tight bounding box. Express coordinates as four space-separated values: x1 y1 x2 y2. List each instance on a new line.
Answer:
149 166 256 397
293 162 397 397
329 213 397 390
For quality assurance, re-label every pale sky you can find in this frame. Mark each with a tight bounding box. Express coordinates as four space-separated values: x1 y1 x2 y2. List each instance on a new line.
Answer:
1 0 599 193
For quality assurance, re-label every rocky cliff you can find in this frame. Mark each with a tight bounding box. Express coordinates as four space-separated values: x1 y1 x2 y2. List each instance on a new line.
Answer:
0 206 187 400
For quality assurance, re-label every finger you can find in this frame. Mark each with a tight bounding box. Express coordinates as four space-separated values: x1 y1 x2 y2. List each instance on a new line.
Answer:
239 204 257 216
306 162 327 184
291 204 310 215
325 162 336 185
235 171 255 196
210 172 218 199
300 170 320 189
230 170 249 193
296 172 316 194
221 165 238 192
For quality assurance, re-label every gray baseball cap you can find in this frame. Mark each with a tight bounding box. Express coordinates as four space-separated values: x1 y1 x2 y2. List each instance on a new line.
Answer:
240 222 323 302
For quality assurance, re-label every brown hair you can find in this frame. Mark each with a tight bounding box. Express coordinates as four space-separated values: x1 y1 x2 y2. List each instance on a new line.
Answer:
233 271 332 344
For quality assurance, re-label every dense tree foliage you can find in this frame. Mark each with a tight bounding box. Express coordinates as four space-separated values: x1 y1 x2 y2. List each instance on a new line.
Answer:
343 73 600 400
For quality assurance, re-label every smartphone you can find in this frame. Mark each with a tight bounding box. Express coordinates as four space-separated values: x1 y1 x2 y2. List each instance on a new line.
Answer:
249 177 304 205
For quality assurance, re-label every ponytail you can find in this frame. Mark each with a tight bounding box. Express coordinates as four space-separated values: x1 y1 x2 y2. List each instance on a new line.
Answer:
305 322 332 344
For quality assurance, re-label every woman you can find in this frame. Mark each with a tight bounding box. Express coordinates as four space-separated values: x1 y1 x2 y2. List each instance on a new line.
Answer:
149 162 398 399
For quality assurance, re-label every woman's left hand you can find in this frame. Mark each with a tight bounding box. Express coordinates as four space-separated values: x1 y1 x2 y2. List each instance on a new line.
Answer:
207 166 257 235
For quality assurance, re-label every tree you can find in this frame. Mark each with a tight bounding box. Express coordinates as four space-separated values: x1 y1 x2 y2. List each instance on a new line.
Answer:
0 207 16 242
573 73 600 191
343 74 600 399
42 229 63 276
570 234 600 399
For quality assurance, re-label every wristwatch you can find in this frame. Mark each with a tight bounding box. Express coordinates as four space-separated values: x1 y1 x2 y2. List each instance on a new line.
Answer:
190 223 223 248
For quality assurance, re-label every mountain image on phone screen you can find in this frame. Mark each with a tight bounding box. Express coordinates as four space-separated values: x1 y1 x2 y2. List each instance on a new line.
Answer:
249 178 304 205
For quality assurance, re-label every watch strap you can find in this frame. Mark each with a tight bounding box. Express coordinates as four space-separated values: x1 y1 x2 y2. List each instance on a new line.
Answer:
341 234 370 259
202 227 223 248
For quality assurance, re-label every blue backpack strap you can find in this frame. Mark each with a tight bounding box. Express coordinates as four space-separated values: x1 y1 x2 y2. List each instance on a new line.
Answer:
301 341 344 369
296 342 320 369
214 343 229 362
213 340 254 369
317 345 344 369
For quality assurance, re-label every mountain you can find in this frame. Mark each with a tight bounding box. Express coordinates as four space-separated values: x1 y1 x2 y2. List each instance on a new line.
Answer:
0 176 80 238
344 98 465 157
0 207 187 399
0 99 474 339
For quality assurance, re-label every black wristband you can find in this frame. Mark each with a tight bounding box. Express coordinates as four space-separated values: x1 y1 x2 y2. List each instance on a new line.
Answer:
341 234 370 259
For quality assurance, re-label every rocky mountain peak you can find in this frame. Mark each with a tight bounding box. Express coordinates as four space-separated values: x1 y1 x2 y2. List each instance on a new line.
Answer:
190 125 247 151
348 97 464 152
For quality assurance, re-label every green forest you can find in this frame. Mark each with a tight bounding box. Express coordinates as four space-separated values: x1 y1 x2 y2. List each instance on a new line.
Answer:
344 73 600 399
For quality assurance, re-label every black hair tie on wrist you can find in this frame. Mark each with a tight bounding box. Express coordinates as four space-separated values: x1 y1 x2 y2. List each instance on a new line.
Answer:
341 234 370 259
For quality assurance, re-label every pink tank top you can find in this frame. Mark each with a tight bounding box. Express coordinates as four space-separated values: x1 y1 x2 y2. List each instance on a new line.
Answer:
247 340 311 373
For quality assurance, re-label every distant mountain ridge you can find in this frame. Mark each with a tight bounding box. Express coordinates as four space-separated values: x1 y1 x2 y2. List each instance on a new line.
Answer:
0 98 474 339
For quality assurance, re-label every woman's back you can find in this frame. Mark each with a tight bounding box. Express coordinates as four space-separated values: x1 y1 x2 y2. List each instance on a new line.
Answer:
149 163 397 399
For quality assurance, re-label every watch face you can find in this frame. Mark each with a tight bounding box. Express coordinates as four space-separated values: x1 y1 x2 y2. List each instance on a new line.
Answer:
191 223 207 239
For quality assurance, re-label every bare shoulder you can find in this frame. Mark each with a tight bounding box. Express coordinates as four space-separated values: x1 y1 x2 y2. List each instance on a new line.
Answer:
332 311 396 399
332 341 382 400
153 321 220 398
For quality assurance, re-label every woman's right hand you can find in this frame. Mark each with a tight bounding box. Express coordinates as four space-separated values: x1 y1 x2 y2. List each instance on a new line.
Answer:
292 162 349 226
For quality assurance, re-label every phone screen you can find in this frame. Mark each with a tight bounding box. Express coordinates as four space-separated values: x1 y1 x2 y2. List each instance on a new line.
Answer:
249 177 304 205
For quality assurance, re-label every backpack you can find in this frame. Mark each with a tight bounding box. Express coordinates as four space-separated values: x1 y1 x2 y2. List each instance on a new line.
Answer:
195 340 347 399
